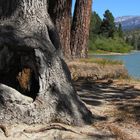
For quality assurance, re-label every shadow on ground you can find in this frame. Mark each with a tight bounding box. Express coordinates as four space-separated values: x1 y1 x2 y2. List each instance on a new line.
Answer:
74 77 140 124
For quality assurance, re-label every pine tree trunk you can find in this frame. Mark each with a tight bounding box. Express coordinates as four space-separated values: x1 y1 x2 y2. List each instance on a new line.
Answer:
48 0 72 59
0 0 92 125
71 0 92 58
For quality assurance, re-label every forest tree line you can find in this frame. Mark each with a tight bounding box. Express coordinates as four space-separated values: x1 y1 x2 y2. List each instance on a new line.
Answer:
49 1 133 58
88 10 132 53
125 29 140 50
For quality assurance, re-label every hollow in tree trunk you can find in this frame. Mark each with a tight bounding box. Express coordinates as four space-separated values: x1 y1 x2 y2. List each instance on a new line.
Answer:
71 0 92 58
0 0 93 126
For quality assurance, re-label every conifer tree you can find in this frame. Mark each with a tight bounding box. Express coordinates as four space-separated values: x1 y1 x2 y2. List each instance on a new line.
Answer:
89 11 102 40
118 23 123 38
48 0 72 59
100 9 116 38
71 0 92 58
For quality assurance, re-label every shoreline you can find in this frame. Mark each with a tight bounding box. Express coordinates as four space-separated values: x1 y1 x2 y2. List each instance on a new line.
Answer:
68 60 128 80
88 52 129 56
68 58 140 82
88 50 140 56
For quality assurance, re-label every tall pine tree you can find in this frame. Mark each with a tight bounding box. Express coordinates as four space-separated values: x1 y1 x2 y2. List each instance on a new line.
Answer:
100 10 116 38
71 0 92 58
118 23 123 38
89 11 102 40
48 0 72 59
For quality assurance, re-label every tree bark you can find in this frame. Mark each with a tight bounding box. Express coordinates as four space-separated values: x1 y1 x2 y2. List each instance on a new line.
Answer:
71 0 92 58
48 0 72 59
0 0 92 125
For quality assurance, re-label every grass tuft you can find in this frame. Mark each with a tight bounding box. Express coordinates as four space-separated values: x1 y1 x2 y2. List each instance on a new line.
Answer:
79 58 123 65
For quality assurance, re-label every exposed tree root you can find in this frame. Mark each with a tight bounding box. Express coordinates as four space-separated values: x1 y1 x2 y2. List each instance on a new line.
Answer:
23 123 81 135
23 123 100 137
0 125 10 137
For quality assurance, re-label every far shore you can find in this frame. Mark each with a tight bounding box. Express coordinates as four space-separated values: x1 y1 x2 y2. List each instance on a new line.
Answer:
88 50 140 56
88 52 128 56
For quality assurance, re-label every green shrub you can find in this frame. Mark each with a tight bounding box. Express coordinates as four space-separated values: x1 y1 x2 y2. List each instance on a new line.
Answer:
88 36 132 54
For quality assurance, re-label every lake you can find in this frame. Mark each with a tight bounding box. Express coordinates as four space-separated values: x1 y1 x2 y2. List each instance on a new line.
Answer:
91 51 140 79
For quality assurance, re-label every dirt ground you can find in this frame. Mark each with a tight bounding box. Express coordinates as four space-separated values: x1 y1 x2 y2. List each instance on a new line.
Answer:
75 78 140 140
0 78 140 140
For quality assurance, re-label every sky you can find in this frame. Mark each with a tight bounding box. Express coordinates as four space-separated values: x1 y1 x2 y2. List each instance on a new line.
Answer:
72 0 140 19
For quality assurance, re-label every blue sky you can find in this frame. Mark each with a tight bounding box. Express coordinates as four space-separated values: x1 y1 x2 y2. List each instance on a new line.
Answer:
72 0 140 18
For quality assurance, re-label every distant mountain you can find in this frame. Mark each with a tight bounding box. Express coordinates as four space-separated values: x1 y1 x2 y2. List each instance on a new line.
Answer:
115 16 140 31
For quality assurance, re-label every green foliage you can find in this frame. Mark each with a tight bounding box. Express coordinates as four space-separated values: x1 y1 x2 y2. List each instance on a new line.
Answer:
88 9 132 53
137 36 140 50
118 23 123 38
89 11 102 39
89 36 132 53
100 10 116 38
124 29 140 50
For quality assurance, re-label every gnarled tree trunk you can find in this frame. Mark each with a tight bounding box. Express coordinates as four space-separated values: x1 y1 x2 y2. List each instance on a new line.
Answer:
71 0 92 58
0 0 92 125
48 0 72 59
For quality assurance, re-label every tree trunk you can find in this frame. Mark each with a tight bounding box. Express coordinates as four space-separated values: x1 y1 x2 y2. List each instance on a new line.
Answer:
0 0 92 125
71 0 92 58
48 0 72 59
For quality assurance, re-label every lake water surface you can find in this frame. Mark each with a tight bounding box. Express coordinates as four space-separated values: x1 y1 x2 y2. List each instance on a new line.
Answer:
91 51 140 79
